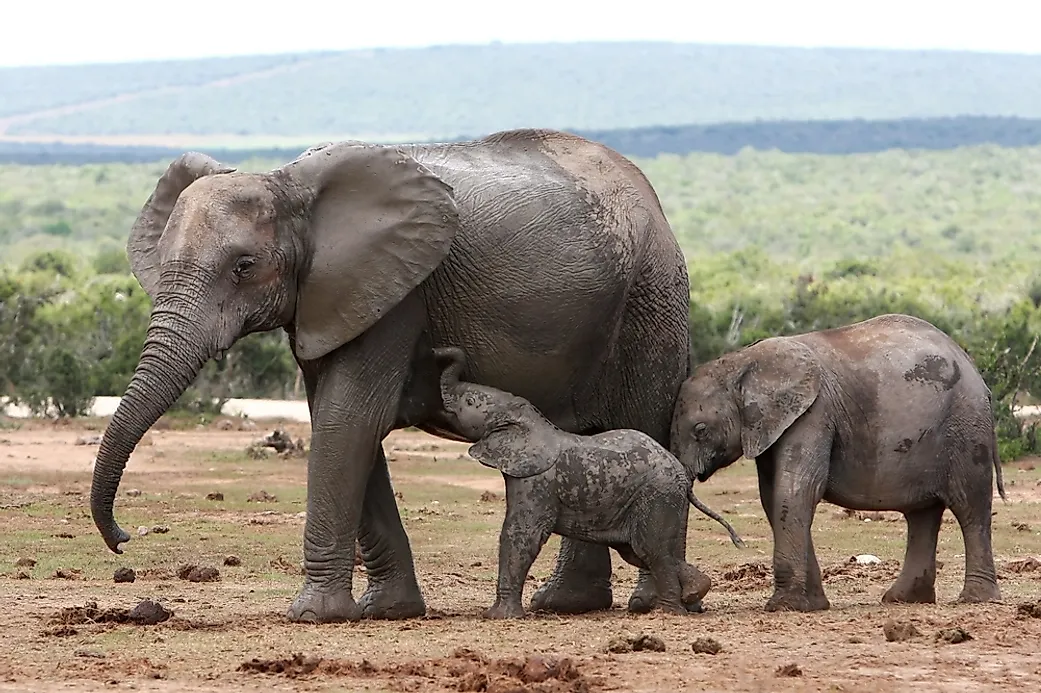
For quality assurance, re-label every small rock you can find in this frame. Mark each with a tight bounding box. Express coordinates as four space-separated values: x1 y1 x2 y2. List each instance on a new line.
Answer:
223 555 242 567
776 663 803 677
691 637 723 655
74 435 102 446
479 490 500 502
128 599 172 625
151 525 169 534
470 560 483 567
113 567 136 583
855 554 881 565
218 419 234 431
53 568 80 580
1012 522 1031 532
125 489 142 497
205 492 224 501
247 490 277 503
883 619 921 642
936 627 972 644
14 557 36 568
238 419 258 431
137 526 150 536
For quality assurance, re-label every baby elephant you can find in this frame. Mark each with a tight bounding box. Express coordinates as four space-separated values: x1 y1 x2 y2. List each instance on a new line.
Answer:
435 346 743 619
671 313 1006 613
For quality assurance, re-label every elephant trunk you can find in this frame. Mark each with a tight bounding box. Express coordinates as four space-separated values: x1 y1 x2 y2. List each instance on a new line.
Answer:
90 301 214 553
436 346 467 408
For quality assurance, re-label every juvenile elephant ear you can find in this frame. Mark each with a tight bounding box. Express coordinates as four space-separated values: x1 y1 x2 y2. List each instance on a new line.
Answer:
283 142 460 361
127 152 235 299
738 339 821 460
468 427 558 479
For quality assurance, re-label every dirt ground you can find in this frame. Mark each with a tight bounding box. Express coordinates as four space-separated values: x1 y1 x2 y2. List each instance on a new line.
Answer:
1 414 1040 692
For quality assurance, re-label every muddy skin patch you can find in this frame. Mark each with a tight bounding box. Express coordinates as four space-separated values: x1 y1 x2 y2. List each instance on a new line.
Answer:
903 355 961 390
894 438 914 453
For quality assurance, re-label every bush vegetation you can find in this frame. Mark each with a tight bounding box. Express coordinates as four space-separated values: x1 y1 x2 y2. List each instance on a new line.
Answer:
1 144 1038 459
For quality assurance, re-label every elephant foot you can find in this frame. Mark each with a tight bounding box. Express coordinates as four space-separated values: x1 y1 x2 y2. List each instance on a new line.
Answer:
629 592 706 614
764 589 830 613
956 579 1001 604
530 578 613 615
287 583 362 623
882 574 936 605
483 600 526 620
680 563 712 605
358 576 426 619
627 572 659 614
654 599 691 616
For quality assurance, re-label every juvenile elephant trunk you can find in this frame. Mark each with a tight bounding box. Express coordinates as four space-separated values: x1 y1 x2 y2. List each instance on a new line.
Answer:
90 304 214 553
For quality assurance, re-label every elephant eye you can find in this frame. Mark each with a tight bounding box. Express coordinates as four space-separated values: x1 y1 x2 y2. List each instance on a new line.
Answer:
465 395 476 407
693 422 707 439
233 256 256 279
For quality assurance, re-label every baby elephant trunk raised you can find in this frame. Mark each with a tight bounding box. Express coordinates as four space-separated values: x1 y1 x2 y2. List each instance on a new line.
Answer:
688 488 745 548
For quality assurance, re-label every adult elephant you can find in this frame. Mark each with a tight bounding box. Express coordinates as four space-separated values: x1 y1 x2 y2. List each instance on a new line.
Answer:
89 128 692 623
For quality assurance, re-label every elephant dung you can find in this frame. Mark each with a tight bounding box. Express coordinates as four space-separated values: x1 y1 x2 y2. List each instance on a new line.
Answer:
1016 601 1041 618
935 627 973 644
177 564 220 583
691 637 723 655
605 633 666 653
128 600 173 625
113 567 136 583
776 663 803 677
883 619 921 642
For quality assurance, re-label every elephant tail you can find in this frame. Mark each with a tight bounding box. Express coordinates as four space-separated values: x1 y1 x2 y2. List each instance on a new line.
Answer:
992 428 1008 502
688 487 745 548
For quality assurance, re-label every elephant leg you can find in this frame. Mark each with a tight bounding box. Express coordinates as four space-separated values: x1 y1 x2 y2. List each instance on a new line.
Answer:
950 491 1001 604
529 539 614 614
882 504 944 604
762 444 830 613
287 296 426 624
356 448 425 619
485 490 551 620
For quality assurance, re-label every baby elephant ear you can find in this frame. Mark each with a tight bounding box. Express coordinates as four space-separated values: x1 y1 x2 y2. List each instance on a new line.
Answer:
468 428 557 479
738 339 821 460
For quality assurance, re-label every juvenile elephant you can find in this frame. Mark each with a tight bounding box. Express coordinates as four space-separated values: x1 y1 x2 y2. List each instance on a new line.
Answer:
670 313 1006 612
89 129 693 623
437 347 743 618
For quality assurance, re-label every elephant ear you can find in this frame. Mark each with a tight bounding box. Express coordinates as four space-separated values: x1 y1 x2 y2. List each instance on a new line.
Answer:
468 425 558 479
283 142 460 361
738 339 821 460
127 152 235 299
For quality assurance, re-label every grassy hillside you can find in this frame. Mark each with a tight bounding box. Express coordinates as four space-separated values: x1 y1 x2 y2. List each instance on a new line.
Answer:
4 43 1041 141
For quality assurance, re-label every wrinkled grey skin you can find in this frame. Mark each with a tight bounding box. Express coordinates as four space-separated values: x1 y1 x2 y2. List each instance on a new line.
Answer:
436 346 743 618
671 313 1007 613
88 129 692 623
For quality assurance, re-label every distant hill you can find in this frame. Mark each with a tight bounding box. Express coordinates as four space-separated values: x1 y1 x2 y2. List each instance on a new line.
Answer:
3 116 1041 165
3 42 1041 144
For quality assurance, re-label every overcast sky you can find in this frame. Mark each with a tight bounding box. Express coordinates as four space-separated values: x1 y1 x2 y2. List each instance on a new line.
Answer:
2 0 1039 68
